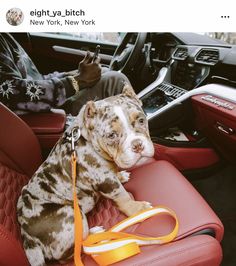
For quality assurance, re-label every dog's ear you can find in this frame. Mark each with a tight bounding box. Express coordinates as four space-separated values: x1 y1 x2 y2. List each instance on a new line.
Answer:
122 84 142 106
83 101 97 135
84 101 96 119
75 101 96 140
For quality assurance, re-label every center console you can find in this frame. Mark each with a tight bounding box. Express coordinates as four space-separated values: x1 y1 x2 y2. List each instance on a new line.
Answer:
141 81 187 115
171 61 209 90
140 58 210 117
139 80 224 171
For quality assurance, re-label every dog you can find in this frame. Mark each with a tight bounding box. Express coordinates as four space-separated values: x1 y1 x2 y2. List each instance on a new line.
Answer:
6 8 23 26
17 84 154 266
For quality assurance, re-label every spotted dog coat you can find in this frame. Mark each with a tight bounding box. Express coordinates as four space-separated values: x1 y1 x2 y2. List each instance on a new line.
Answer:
17 85 154 266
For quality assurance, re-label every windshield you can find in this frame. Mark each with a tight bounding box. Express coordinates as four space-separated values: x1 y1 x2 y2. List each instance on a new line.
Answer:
205 32 236 45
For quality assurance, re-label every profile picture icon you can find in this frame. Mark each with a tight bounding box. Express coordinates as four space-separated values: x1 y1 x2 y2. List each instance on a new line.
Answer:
6 8 24 26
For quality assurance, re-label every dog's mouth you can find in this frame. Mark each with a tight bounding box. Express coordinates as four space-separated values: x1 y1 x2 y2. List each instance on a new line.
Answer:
116 155 153 170
135 156 152 166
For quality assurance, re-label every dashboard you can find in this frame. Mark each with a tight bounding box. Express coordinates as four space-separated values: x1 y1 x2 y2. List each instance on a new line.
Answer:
150 33 178 63
139 33 236 116
147 33 235 88
171 61 209 90
170 44 230 90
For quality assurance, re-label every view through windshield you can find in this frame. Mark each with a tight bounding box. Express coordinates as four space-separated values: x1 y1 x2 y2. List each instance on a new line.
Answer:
205 32 236 44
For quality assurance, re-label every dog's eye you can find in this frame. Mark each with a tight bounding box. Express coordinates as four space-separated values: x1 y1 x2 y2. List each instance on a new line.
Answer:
107 131 118 139
138 117 145 126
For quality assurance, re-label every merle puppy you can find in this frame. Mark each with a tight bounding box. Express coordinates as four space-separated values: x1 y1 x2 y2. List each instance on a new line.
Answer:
17 84 154 265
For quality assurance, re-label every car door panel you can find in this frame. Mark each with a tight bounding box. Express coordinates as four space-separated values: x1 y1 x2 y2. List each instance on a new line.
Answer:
52 45 113 64
14 33 117 74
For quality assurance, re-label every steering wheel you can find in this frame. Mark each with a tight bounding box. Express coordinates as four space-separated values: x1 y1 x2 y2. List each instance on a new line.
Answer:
110 33 147 73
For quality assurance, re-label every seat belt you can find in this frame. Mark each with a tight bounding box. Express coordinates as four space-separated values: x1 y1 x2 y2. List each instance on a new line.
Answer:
70 128 179 266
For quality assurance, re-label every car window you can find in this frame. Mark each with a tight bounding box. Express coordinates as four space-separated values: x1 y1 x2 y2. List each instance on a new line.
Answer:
35 32 124 45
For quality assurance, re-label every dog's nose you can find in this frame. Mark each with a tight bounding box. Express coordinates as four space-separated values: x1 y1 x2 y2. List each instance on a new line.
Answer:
131 139 144 153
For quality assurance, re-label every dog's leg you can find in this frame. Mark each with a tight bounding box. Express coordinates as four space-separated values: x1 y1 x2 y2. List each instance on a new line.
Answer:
118 171 130 184
21 204 88 264
22 232 45 266
115 189 152 216
98 177 152 217
58 210 89 264
49 205 79 262
25 246 45 266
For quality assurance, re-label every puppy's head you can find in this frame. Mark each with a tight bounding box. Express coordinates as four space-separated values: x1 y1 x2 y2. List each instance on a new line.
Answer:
77 84 154 169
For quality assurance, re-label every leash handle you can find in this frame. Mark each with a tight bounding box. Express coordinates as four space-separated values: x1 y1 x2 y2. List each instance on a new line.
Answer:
83 206 179 266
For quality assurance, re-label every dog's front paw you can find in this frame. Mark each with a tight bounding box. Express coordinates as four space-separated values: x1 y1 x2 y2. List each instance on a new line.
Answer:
122 200 152 216
118 171 130 183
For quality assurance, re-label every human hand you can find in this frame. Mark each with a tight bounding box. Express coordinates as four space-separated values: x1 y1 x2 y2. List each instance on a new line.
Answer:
75 52 101 89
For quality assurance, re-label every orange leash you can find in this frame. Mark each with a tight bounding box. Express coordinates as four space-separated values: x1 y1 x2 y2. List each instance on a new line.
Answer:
71 151 179 266
82 206 179 266
72 151 84 266
70 127 178 266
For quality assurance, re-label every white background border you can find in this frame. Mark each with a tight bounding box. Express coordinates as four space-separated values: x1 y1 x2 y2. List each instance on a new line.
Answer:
0 0 235 32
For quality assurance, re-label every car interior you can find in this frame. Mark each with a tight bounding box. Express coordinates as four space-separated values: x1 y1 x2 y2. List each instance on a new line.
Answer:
0 32 236 266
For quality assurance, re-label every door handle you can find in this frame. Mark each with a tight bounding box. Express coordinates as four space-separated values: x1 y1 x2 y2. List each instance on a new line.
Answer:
216 122 234 135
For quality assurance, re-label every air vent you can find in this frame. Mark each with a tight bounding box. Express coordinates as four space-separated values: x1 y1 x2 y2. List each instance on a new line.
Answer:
172 47 188 60
195 49 219 65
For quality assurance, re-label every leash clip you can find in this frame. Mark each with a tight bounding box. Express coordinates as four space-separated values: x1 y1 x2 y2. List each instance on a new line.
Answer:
71 127 81 152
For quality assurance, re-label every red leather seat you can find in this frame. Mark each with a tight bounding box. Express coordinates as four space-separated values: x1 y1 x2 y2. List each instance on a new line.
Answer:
0 103 223 266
